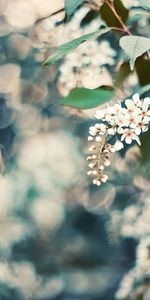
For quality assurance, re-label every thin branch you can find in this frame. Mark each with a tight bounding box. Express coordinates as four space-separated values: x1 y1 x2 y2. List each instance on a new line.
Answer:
105 0 131 35
111 27 129 33
35 8 64 25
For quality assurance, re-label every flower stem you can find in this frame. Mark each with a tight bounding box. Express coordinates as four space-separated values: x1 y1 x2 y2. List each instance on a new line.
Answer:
105 0 131 35
97 133 107 173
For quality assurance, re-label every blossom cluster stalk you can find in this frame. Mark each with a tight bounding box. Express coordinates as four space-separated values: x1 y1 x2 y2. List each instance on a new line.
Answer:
87 93 150 186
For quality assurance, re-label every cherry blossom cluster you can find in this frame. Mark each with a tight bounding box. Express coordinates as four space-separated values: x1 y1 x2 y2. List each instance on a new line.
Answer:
87 93 150 186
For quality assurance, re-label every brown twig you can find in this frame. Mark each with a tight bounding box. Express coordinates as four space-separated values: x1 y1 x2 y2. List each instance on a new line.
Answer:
105 0 131 35
35 8 64 25
111 27 129 33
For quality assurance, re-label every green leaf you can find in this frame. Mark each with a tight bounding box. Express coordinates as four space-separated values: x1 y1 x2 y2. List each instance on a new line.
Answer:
138 0 150 10
136 58 150 86
100 0 129 28
43 28 110 66
65 0 84 16
119 35 150 70
59 87 114 109
140 130 150 164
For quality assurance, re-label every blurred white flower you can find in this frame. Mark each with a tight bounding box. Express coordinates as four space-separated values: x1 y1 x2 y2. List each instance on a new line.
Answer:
18 130 83 187
4 0 38 29
116 237 150 299
0 262 39 298
0 176 29 250
56 7 105 46
136 237 150 270
30 198 65 231
58 40 116 96
0 261 64 299
122 0 139 8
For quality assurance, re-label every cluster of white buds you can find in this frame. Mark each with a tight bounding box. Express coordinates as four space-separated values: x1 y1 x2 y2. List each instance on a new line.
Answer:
87 93 150 186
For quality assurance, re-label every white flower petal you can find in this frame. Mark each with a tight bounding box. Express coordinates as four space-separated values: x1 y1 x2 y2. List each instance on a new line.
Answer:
143 97 150 112
121 134 125 141
129 122 137 129
95 109 106 119
118 127 124 134
107 127 116 135
133 135 141 145
132 93 140 103
125 137 132 144
143 116 150 124
125 99 134 109
142 126 148 132
114 140 124 151
134 127 141 135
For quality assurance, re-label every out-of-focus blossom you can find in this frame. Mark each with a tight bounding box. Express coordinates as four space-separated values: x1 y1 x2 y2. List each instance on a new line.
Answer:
0 175 30 250
30 197 65 231
30 6 104 61
58 40 116 96
122 0 139 8
116 237 150 299
4 0 38 29
0 64 21 97
0 261 64 299
56 7 105 46
4 0 64 30
17 131 83 187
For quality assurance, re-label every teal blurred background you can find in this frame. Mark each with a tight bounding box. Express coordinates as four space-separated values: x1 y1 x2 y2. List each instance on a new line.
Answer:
0 1 150 300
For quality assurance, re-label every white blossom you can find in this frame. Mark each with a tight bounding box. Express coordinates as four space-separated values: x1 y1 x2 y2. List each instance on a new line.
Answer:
140 97 150 118
115 113 130 127
95 109 106 120
133 116 150 135
87 93 150 185
114 140 124 151
132 93 142 107
121 129 141 145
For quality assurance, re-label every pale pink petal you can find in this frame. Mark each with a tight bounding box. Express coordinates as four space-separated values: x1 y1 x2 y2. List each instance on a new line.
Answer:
143 116 150 124
132 93 140 103
125 137 132 144
134 127 141 135
142 126 148 132
133 134 141 145
121 134 125 141
114 140 124 151
130 122 137 128
125 99 135 109
143 97 150 112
